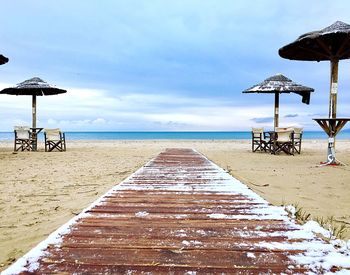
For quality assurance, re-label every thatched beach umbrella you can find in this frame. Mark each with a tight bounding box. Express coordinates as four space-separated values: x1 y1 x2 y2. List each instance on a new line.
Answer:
243 74 314 129
0 54 9 65
0 77 67 129
279 21 350 164
279 21 350 119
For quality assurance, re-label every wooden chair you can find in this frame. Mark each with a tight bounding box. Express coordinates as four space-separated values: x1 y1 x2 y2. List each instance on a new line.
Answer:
251 127 268 152
14 126 33 151
44 128 66 152
292 127 303 154
274 128 294 155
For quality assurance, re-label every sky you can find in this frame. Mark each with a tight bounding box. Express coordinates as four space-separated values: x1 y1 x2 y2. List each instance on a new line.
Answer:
1 0 350 131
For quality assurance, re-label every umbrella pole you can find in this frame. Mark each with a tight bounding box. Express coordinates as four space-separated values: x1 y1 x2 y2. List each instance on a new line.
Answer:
274 92 279 130
32 95 37 150
329 59 338 119
32 95 36 129
326 59 339 164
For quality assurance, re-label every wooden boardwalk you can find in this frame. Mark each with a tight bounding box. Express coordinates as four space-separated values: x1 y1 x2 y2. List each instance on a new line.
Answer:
4 148 348 274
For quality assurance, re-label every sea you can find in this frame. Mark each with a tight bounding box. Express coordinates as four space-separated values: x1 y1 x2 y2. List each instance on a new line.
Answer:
1 131 350 141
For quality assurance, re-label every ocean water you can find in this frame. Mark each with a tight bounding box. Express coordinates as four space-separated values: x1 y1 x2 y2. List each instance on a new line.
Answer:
1 131 350 141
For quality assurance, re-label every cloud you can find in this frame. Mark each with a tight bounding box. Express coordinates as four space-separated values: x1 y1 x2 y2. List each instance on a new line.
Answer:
92 118 107 125
251 117 274 123
284 114 298 118
0 80 339 131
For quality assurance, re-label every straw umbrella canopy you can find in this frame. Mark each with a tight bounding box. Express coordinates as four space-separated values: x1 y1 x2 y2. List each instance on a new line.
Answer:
0 54 9 65
243 74 314 129
0 77 67 129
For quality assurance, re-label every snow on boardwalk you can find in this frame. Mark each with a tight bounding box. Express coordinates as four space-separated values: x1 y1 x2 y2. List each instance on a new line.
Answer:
3 148 350 274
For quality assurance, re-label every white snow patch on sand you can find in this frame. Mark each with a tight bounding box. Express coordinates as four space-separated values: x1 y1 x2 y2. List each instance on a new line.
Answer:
302 220 332 239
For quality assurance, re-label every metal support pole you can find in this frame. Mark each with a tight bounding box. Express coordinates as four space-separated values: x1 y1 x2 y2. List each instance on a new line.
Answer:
274 92 279 130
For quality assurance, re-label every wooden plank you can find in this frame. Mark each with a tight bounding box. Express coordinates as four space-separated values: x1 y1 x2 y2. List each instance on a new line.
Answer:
39 247 298 268
35 262 309 274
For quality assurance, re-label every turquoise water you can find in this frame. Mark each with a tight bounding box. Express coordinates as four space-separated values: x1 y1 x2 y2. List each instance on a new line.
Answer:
1 131 350 141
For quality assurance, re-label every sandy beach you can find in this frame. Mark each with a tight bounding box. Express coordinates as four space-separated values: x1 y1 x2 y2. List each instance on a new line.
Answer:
1 139 350 270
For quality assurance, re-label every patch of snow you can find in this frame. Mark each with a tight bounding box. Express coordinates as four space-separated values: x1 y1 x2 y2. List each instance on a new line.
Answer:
247 252 256 259
176 229 187 237
330 239 350 253
302 220 332 239
174 214 188 219
258 239 350 272
284 229 315 240
257 240 334 251
196 229 207 236
249 205 288 217
284 205 296 218
182 240 190 246
290 251 350 271
207 213 228 219
206 213 289 221
135 211 149 218
237 231 253 238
